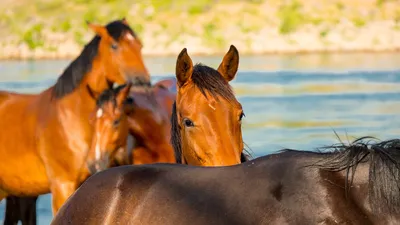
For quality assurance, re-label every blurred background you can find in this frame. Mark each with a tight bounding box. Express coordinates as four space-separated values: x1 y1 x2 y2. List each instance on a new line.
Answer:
1 0 400 224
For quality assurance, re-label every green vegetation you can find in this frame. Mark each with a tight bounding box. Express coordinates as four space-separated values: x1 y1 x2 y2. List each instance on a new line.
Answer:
22 23 44 49
278 1 305 34
0 0 399 58
352 17 366 28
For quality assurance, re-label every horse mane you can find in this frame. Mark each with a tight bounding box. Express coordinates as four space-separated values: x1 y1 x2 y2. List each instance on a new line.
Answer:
95 84 128 108
170 64 250 163
171 101 183 163
52 20 137 99
304 136 400 214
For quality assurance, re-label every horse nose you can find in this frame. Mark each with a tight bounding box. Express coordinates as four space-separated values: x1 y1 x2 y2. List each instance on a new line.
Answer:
88 155 110 174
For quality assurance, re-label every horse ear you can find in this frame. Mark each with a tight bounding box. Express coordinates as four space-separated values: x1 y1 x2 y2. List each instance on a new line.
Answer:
123 96 135 115
87 22 109 39
121 18 128 25
86 85 101 100
175 48 193 88
116 83 132 106
217 45 239 82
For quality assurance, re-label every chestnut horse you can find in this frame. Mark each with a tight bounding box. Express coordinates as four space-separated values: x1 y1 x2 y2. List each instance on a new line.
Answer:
3 83 135 225
116 80 177 165
172 45 248 166
0 18 149 215
85 83 134 174
1 81 175 225
50 137 400 225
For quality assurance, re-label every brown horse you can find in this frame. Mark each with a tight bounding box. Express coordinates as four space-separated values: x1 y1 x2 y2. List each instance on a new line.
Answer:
117 79 177 165
172 45 247 166
51 137 400 225
2 83 135 225
0 18 149 215
2 81 175 225
85 83 134 174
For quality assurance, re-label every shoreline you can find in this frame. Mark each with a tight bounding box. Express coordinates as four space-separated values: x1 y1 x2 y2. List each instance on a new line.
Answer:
1 47 400 61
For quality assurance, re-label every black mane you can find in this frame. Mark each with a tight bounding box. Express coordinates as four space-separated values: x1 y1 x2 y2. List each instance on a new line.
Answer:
52 20 136 99
283 136 400 214
170 64 250 163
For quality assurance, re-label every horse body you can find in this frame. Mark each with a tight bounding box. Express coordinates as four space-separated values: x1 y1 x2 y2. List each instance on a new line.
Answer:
0 90 51 197
51 143 400 225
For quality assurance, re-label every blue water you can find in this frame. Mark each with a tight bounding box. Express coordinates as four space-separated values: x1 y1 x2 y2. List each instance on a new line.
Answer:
1 52 400 224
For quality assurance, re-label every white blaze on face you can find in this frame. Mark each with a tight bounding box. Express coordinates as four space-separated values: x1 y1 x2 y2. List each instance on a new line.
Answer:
96 108 103 118
95 137 101 161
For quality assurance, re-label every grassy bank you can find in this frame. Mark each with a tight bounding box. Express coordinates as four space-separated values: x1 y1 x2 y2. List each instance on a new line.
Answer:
0 0 400 59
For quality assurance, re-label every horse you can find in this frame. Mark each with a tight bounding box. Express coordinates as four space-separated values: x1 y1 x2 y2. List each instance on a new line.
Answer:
50 137 400 225
2 83 135 225
113 79 177 165
1 78 178 225
172 45 248 166
0 18 150 215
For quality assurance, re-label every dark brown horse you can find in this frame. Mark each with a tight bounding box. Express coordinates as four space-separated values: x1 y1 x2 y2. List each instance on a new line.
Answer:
0 18 149 216
51 137 400 225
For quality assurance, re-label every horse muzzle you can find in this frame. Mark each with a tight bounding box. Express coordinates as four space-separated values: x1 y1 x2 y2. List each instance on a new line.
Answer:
87 154 110 175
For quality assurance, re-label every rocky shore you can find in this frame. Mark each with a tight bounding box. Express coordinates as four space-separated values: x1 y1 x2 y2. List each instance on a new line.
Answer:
0 0 399 59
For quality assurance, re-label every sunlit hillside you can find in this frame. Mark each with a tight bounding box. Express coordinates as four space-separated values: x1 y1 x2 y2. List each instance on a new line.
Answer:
0 0 400 59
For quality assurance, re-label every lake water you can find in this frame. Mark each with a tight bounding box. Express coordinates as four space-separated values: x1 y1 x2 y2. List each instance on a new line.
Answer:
0 52 400 224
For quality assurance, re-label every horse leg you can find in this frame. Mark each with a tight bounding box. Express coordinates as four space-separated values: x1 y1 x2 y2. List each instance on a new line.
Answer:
4 196 19 225
20 196 38 225
50 181 76 215
3 196 37 225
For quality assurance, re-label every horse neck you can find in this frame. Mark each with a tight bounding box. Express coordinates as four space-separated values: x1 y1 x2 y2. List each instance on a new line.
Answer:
42 68 109 156
57 69 108 115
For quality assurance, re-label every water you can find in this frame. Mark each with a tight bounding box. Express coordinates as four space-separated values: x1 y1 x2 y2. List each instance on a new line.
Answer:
0 52 400 224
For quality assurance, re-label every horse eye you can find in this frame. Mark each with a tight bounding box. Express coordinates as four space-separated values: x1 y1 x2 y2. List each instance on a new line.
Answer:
239 112 245 121
113 119 120 127
183 118 194 127
111 43 118 50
